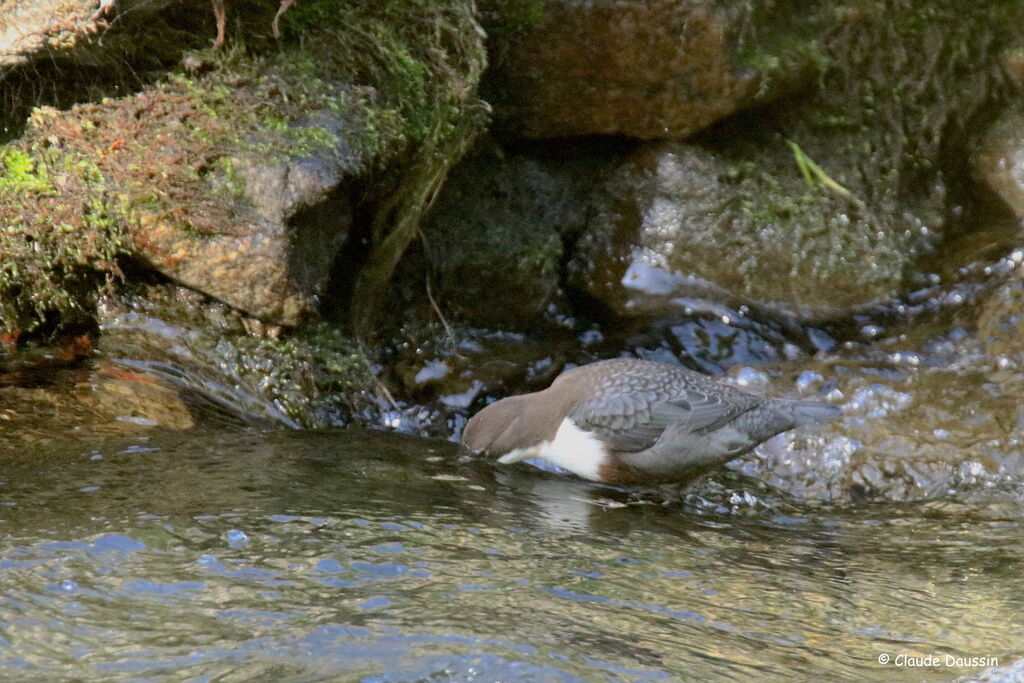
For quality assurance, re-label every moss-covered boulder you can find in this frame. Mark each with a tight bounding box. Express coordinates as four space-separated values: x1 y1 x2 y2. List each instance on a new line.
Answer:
566 0 1024 320
0 0 488 336
479 0 828 139
3 75 367 330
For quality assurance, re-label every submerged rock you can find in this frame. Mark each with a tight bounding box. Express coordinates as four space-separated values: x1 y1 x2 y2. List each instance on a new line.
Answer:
0 355 197 455
727 357 1024 503
732 260 1024 503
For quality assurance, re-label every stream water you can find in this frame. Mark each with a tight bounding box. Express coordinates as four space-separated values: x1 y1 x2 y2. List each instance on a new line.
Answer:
0 427 1021 681
2 214 1022 681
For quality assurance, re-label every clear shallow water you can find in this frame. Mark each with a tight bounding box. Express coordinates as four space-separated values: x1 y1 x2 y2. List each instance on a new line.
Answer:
0 429 1021 682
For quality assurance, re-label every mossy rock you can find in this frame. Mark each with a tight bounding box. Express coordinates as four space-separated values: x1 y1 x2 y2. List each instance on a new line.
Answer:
98 284 375 428
569 0 1024 320
416 153 568 328
973 108 1024 220
570 141 925 318
0 0 488 337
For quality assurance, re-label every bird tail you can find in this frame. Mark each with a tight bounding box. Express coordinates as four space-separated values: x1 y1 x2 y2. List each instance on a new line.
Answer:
787 400 843 427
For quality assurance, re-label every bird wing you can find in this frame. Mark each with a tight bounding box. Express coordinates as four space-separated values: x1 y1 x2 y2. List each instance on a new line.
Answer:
566 369 755 453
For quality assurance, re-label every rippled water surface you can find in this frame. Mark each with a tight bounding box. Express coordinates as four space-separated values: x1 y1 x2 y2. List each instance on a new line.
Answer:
1 429 1021 682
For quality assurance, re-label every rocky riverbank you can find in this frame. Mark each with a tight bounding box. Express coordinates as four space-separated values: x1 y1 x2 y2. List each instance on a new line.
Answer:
3 0 1024 503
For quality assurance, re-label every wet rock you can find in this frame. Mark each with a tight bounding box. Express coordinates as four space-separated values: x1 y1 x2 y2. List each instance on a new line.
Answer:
0 337 203 434
569 141 923 320
973 109 1024 221
96 285 375 428
85 361 197 431
839 289 1024 504
0 334 93 376
973 268 1024 371
0 358 195 457
380 323 576 437
970 656 1024 683
480 0 824 139
732 358 1024 503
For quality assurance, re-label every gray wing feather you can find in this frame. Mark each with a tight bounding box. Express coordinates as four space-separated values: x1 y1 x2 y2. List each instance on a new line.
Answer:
567 370 757 453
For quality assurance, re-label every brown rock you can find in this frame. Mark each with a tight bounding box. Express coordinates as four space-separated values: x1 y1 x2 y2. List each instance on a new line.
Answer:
11 76 365 328
975 270 1024 367
482 0 820 139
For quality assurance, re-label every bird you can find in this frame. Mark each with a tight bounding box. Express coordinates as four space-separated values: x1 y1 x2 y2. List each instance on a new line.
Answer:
460 358 842 485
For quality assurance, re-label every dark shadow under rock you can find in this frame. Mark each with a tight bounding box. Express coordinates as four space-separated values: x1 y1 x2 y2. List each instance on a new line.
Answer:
392 139 629 331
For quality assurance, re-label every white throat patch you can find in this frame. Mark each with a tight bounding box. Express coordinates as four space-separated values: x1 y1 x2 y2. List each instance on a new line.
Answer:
496 418 608 481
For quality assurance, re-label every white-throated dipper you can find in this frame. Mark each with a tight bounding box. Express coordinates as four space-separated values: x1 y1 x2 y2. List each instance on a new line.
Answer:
461 358 842 485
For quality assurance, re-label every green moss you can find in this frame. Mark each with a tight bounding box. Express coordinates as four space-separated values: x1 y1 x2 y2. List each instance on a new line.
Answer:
279 1 488 153
224 321 375 427
685 0 1024 308
303 1 490 332
728 0 835 97
478 1 546 33
0 139 131 334
0 149 52 193
297 322 376 421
